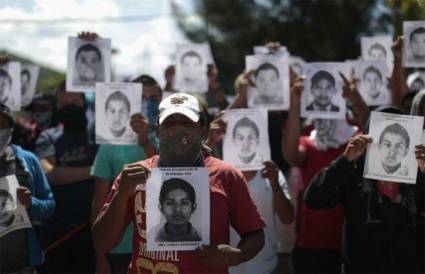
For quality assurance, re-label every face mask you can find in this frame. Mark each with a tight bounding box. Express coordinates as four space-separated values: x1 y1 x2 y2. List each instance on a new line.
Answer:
57 105 88 132
33 111 52 130
159 126 202 167
310 119 357 151
0 128 12 157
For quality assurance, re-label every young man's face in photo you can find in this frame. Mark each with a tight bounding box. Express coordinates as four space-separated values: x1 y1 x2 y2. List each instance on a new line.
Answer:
378 132 408 169
160 188 194 227
410 32 425 59
314 119 335 137
233 125 259 163
0 192 14 227
105 100 130 134
76 50 101 82
0 75 11 103
368 47 386 61
311 78 336 108
363 70 383 99
255 68 281 100
181 55 201 81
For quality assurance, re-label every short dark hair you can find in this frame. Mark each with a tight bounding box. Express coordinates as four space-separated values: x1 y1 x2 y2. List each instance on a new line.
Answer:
232 117 259 139
132 74 159 86
409 27 425 42
180 51 201 65
255 62 279 78
379 122 410 149
75 43 102 61
368 43 387 58
105 91 130 112
21 69 30 80
159 178 196 206
363 66 382 81
311 70 335 89
0 69 12 84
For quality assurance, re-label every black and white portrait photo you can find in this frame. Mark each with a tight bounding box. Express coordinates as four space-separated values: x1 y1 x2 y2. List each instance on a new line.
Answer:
146 168 210 251
246 54 290 110
290 56 306 77
95 82 142 145
355 61 390 106
361 35 394 73
223 108 271 171
175 44 209 93
0 62 21 111
20 64 40 107
364 111 424 184
0 176 31 238
403 21 425 68
66 36 111 92
301 63 348 119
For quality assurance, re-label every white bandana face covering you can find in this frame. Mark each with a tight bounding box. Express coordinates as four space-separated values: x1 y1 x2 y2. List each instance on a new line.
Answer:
310 119 357 151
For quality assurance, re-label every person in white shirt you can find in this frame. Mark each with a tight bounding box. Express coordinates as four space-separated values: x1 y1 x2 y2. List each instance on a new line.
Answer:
229 161 294 274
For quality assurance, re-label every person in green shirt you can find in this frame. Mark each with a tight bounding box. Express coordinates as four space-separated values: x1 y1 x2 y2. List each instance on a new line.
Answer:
91 74 161 274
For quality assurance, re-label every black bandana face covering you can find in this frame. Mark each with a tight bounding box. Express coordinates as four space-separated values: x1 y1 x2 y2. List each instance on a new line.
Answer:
159 125 202 167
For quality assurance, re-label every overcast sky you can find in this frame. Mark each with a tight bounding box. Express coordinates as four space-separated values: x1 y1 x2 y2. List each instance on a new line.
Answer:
0 0 196 86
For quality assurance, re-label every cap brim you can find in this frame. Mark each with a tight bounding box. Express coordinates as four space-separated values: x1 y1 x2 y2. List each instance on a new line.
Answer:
159 107 200 124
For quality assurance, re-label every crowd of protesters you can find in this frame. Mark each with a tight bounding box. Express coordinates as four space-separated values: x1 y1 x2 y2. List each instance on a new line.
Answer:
0 30 424 274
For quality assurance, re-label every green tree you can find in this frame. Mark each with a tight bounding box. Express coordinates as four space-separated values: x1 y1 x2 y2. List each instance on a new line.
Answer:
173 0 393 92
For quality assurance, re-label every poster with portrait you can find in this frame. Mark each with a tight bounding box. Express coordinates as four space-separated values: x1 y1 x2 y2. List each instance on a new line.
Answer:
66 36 111 93
290 56 306 77
403 21 425 68
301 62 348 119
364 111 424 184
174 44 209 93
354 60 390 106
20 64 40 107
253 45 289 57
95 82 142 145
0 175 31 238
0 62 21 111
245 54 290 110
361 35 394 72
146 167 210 251
223 108 271 171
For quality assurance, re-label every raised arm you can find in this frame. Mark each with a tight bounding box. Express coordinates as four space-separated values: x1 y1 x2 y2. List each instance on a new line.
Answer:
227 72 253 109
261 161 294 224
92 163 149 254
282 77 307 166
389 36 408 108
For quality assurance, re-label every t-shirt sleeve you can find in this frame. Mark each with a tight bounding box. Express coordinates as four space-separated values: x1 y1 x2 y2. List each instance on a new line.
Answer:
229 168 266 236
91 145 114 181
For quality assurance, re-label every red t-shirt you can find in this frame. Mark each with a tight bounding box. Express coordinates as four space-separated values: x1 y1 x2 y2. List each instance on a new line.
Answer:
296 137 346 250
100 155 266 274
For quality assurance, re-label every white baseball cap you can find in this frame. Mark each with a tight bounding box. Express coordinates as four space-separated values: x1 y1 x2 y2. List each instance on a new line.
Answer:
158 93 201 124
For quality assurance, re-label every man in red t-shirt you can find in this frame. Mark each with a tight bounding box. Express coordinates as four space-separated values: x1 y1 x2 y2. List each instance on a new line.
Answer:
282 76 365 274
92 93 265 274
